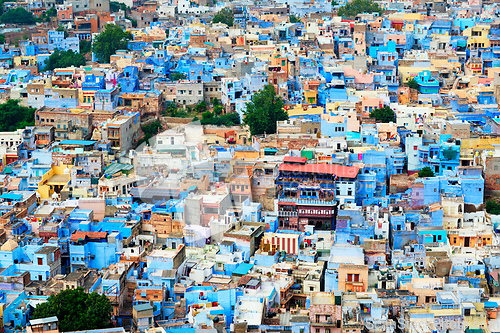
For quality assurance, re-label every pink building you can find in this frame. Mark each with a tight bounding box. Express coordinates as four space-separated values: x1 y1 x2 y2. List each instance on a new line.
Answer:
360 97 383 117
309 292 342 333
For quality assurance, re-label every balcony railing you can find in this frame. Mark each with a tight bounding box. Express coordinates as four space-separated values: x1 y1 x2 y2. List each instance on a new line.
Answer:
279 197 336 206
278 211 298 217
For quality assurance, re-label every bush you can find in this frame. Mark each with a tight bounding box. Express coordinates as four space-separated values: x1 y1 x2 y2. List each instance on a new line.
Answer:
170 72 187 81
486 200 500 215
418 167 435 178
201 111 240 127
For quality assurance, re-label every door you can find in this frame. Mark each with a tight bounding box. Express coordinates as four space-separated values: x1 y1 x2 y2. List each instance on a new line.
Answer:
464 237 470 247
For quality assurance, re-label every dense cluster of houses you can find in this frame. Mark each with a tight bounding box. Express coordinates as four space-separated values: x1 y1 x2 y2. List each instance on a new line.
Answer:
1 0 500 333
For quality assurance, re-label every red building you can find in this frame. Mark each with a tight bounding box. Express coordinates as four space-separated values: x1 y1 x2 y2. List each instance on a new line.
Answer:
276 160 359 231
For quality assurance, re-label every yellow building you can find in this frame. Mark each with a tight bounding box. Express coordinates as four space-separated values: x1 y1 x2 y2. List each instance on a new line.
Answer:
303 89 317 105
38 164 73 199
287 104 324 117
14 55 37 67
464 25 490 49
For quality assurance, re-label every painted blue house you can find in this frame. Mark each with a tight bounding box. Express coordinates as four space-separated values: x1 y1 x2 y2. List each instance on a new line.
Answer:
118 66 140 92
414 71 440 94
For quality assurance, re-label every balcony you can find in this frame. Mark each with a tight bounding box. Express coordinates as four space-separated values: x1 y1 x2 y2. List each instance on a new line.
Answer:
345 281 365 292
298 210 333 218
278 211 298 217
279 197 336 206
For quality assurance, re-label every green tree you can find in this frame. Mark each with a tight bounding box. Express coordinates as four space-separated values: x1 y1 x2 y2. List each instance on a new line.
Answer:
418 167 435 178
0 7 35 24
0 34 5 44
243 84 288 136
137 119 163 146
0 100 35 131
46 7 57 17
170 72 186 81
486 200 500 215
80 40 92 54
407 78 420 91
210 98 224 115
213 104 224 116
110 1 127 12
44 49 86 71
212 8 234 26
0 0 9 15
36 7 57 22
92 24 132 63
56 25 69 38
195 101 207 113
289 15 301 23
369 105 395 123
201 111 240 126
337 0 383 17
32 288 112 332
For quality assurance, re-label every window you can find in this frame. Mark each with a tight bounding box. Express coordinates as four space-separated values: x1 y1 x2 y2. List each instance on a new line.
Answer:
171 137 175 145
315 315 320 323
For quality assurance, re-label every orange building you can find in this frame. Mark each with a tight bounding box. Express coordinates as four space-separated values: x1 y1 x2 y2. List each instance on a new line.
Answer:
337 264 369 292
448 230 493 247
58 5 73 21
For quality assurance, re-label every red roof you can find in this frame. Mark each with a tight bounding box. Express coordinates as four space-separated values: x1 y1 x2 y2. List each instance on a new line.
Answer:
283 156 307 164
71 231 107 242
279 163 360 178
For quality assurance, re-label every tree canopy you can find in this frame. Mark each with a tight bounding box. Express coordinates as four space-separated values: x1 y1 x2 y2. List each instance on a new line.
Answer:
32 288 112 332
92 24 133 63
137 119 163 146
44 49 86 71
486 200 500 215
0 7 36 24
407 78 420 91
289 15 301 23
212 8 234 26
110 1 128 12
80 39 92 54
243 84 288 136
418 167 435 178
36 7 57 22
369 105 395 123
0 100 35 132
201 111 240 127
170 72 187 81
337 0 383 17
